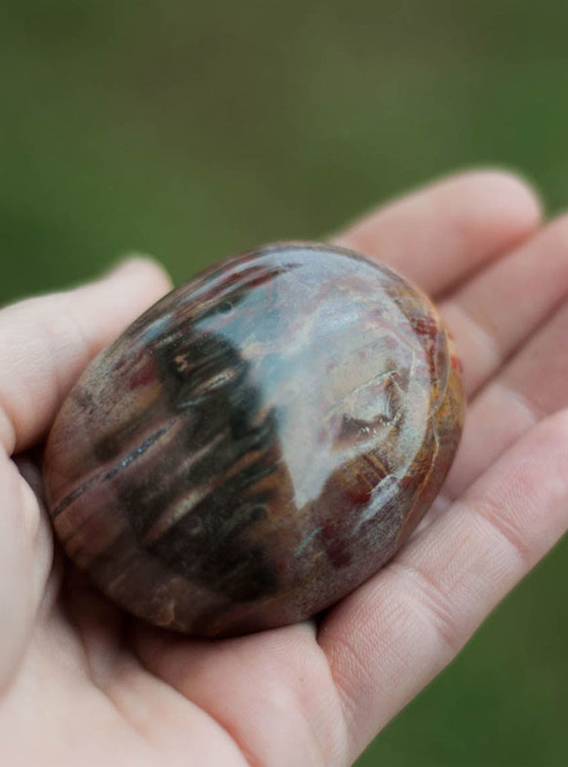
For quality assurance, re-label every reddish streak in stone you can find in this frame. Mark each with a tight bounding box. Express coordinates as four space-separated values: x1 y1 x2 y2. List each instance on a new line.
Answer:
127 355 156 390
211 264 288 297
345 486 373 506
113 357 128 373
317 521 352 569
451 354 464 374
412 316 439 342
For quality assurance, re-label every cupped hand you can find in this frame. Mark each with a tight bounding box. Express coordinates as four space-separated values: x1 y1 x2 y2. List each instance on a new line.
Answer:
1 170 565 767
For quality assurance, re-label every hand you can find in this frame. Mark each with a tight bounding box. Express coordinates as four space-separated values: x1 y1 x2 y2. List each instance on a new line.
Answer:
0 170 564 767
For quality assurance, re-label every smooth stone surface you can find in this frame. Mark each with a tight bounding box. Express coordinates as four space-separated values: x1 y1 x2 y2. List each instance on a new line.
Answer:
44 242 465 637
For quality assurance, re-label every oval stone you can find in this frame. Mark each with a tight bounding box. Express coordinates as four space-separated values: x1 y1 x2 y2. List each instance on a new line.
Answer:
43 242 464 637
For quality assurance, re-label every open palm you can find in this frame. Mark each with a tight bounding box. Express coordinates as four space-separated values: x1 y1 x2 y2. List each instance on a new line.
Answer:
2 170 567 767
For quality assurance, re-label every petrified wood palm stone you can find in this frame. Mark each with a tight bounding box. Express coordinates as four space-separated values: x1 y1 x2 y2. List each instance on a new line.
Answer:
43 242 464 637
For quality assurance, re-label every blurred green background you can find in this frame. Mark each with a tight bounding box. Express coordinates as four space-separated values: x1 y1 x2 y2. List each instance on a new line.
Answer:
1 1 568 765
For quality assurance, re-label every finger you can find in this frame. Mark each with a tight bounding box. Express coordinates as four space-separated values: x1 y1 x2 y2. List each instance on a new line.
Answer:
445 295 568 499
134 623 348 767
333 169 541 296
441 214 568 396
0 257 172 455
0 451 51 689
318 411 568 761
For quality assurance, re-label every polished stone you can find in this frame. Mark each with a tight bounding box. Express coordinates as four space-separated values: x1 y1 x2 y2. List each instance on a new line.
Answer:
44 242 464 637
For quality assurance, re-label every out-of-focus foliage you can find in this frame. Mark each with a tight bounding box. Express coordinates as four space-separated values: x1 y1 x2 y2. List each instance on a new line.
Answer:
1 2 567 765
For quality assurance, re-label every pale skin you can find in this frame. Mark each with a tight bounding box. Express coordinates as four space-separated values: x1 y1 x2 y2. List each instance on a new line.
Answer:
1 169 568 767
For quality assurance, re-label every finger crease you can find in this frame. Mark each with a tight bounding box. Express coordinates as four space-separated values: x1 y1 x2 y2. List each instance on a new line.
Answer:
492 379 544 427
461 495 534 573
0 405 16 455
320 630 376 749
447 301 502 375
388 560 462 657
